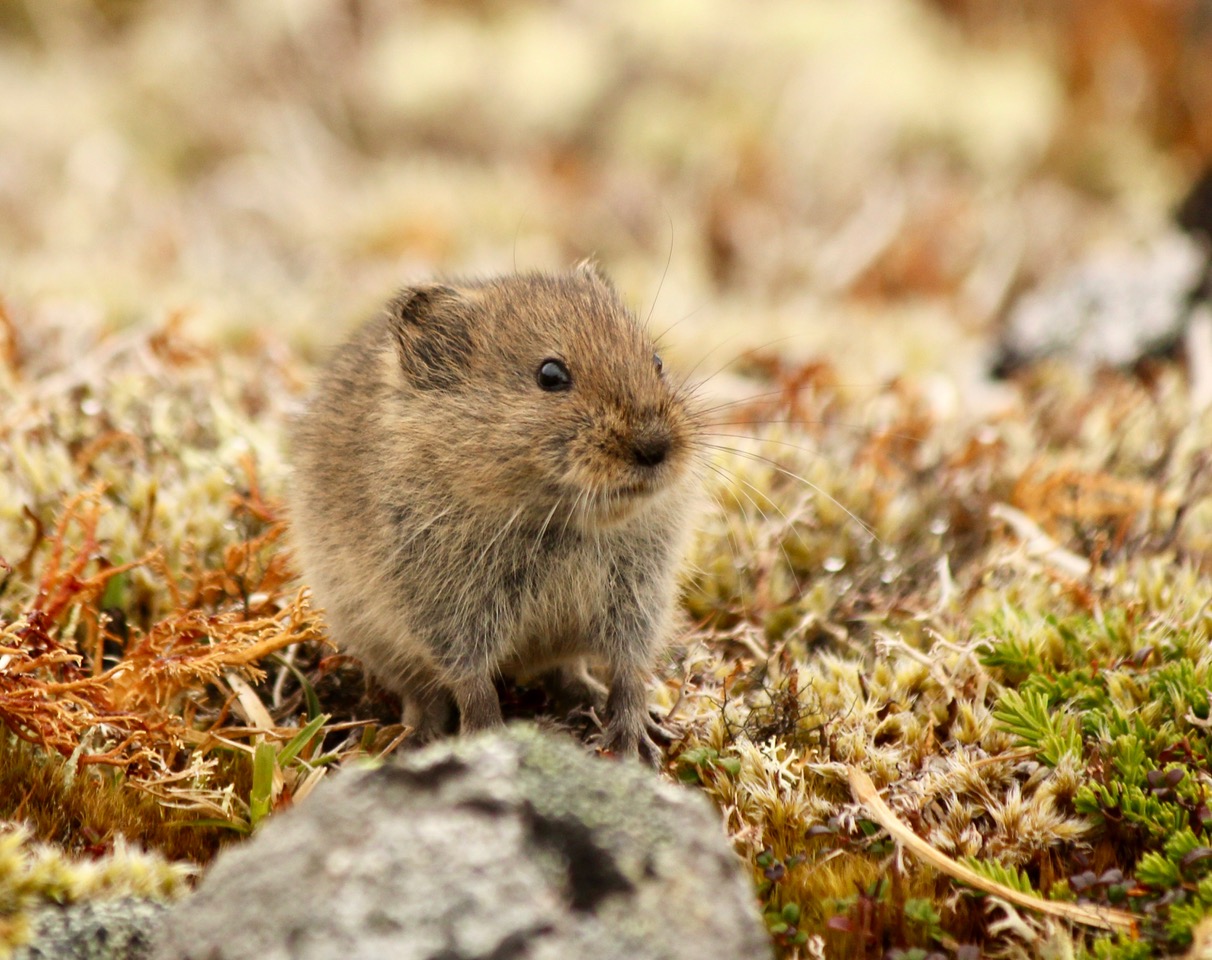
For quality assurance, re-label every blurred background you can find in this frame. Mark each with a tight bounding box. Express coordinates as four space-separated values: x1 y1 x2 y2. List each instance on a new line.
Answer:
2 0 1211 386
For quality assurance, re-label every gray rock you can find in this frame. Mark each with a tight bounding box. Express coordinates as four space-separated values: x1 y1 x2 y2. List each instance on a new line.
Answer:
996 230 1211 373
151 725 772 960
15 898 167 960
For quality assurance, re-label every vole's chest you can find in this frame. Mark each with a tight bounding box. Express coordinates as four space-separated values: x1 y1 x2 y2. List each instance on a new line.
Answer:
386 504 635 648
483 530 622 658
512 539 607 624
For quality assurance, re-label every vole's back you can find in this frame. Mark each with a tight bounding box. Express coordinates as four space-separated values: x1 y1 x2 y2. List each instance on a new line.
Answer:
287 267 700 762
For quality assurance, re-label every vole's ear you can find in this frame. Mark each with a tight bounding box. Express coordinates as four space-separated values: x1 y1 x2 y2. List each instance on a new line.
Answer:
386 285 473 390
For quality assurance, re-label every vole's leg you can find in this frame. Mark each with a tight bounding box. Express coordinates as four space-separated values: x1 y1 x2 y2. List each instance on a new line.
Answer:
543 659 609 715
595 556 680 765
450 672 504 732
601 663 672 767
430 602 507 732
402 685 456 744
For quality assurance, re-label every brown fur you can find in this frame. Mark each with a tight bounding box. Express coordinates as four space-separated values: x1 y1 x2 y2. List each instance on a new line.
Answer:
287 266 701 763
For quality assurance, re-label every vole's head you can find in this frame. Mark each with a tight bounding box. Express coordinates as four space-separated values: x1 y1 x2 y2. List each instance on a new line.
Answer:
384 265 700 527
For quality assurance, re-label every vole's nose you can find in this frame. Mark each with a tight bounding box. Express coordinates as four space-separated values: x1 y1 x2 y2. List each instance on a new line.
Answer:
631 433 670 468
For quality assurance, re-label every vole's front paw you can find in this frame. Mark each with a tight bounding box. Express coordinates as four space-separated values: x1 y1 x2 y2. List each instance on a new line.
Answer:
600 717 666 768
645 708 677 745
402 688 457 745
600 727 659 767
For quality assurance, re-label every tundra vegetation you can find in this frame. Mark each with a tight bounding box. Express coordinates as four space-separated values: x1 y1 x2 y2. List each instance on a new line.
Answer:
2 2 1212 957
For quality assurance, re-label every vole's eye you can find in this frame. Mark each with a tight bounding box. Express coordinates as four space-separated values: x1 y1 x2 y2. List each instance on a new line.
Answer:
653 353 663 375
537 358 572 391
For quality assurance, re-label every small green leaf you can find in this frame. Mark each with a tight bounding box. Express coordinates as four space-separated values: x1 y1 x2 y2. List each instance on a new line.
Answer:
249 741 277 828
1136 851 1181 889
277 712 330 767
962 857 1037 895
100 569 129 611
679 747 716 766
993 689 1053 745
271 653 325 721
993 688 1082 765
177 818 251 835
904 898 940 927
717 756 742 776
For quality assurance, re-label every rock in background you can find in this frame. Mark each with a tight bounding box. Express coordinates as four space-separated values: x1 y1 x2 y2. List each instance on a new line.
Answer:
994 229 1210 373
994 167 1212 375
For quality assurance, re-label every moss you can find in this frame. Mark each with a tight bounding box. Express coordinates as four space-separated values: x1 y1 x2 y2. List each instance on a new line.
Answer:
0 736 226 865
0 823 190 956
979 603 1212 955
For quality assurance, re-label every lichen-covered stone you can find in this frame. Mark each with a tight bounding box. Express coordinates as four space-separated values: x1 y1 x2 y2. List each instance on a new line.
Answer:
14 899 167 960
151 725 772 960
996 230 1210 372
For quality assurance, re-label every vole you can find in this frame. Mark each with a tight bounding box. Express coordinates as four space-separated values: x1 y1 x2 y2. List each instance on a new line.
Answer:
287 265 701 763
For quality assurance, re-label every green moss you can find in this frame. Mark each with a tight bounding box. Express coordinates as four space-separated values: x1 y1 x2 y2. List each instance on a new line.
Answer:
0 735 226 864
0 822 190 955
981 604 1212 953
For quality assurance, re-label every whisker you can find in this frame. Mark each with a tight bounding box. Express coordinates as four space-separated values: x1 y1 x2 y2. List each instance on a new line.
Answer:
645 206 675 333
674 334 742 394
702 419 925 446
703 433 824 458
691 403 929 445
530 496 564 565
475 506 525 569
652 303 708 348
687 460 750 585
398 506 455 550
683 376 913 420
694 455 808 579
701 430 916 470
683 391 836 425
560 486 587 540
677 334 818 398
684 388 796 417
700 442 881 545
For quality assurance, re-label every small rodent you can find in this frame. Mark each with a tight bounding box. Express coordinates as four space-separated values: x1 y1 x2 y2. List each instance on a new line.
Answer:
287 265 701 763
